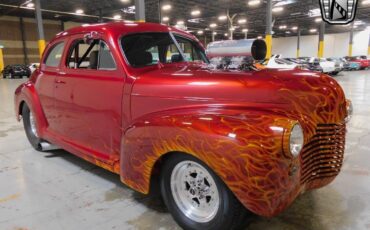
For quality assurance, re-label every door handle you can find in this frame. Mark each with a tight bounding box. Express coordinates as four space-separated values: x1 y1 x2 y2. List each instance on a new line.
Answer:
55 79 66 84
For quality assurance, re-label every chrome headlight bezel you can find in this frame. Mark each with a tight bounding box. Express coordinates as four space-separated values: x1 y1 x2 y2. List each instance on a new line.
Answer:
284 122 304 158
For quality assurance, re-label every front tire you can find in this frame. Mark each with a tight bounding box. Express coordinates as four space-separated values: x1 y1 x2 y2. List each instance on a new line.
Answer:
22 104 43 151
161 154 249 230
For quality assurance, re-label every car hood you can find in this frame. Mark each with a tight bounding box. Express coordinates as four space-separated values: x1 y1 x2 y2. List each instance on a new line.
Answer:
132 64 347 125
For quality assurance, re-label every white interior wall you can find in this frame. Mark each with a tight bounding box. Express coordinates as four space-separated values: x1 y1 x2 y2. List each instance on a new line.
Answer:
271 30 370 58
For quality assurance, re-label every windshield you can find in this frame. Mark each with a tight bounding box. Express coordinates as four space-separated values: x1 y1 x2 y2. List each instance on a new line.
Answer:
121 32 208 68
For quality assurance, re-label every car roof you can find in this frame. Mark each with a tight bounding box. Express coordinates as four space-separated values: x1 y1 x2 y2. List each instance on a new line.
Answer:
54 21 196 41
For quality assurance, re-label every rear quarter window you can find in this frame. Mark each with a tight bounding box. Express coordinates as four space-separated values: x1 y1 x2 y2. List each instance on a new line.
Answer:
44 42 64 67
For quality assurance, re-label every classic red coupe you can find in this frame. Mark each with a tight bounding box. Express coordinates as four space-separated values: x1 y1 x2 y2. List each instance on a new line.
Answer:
14 22 351 229
345 56 370 70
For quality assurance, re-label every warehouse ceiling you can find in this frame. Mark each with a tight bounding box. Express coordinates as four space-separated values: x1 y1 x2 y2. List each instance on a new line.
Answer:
0 0 370 40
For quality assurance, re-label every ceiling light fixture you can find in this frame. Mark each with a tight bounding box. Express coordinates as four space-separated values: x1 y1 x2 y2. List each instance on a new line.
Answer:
210 23 217 28
162 4 172 11
120 0 130 3
315 17 322 23
224 33 228 36
162 16 169 22
238 19 247 24
309 28 317 33
213 32 217 35
257 36 263 39
197 30 204 35
248 0 261 6
362 0 370 5
272 7 284 13
177 20 184 25
242 29 249 32
113 14 122 20
75 9 84 14
191 10 201 16
218 15 227 21
292 26 298 30
279 25 287 29
26 2 34 8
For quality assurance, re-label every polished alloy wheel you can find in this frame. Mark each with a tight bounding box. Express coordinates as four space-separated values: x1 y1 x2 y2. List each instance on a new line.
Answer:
29 112 38 137
170 160 220 223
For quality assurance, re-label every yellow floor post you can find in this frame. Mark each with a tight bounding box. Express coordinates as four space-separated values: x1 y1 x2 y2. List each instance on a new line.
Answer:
368 46 370 56
265 34 272 59
0 48 4 72
296 49 300 58
348 44 353 57
38 40 46 58
318 41 324 58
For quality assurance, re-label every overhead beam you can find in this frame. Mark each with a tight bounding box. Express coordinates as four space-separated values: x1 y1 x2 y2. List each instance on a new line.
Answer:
265 0 272 59
34 0 46 58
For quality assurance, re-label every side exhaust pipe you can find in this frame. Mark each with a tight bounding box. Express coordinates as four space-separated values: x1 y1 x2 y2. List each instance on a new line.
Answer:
39 142 60 151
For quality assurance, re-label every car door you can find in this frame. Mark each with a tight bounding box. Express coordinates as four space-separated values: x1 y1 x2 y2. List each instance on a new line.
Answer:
37 40 66 133
53 33 124 162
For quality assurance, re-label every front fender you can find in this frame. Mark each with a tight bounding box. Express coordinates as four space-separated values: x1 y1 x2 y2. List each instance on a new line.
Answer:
14 81 48 137
120 107 301 217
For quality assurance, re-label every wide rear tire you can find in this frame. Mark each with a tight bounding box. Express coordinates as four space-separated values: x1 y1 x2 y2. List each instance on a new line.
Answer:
22 104 43 151
160 154 250 230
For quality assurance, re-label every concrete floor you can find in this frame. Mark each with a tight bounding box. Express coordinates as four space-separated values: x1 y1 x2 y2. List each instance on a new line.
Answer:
0 70 370 230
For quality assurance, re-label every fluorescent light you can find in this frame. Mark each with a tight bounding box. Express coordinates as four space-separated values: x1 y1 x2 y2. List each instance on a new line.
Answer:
191 10 201 16
218 15 227 21
248 0 261 6
162 16 169 22
272 7 284 13
120 0 130 3
292 26 298 30
362 0 370 5
257 36 263 39
113 14 122 20
242 29 249 32
213 32 217 35
309 28 317 33
224 33 228 36
162 4 172 10
197 30 204 35
286 31 291 34
315 17 322 23
238 19 247 24
75 9 84 14
177 20 184 25
210 23 217 28
229 27 235 31
26 2 34 8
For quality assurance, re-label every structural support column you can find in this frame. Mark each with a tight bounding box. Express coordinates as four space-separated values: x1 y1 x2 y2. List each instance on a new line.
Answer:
244 31 248 39
212 32 215 42
318 21 325 58
19 17 29 65
368 32 370 55
265 0 272 59
0 45 4 72
348 22 354 57
35 0 45 58
135 0 145 22
297 29 301 58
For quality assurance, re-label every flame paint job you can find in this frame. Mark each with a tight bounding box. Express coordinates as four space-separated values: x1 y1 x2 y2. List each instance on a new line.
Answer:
14 22 348 218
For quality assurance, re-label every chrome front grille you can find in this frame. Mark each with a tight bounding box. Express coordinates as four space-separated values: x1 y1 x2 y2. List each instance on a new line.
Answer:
300 123 346 185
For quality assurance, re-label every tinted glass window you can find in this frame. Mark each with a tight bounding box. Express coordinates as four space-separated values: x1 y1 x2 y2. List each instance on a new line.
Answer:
67 39 116 70
121 33 208 68
44 42 64 67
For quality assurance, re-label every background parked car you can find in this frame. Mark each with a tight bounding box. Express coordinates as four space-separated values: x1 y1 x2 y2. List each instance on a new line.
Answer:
2 64 31 78
28 63 40 74
296 57 324 73
344 56 370 70
265 54 298 69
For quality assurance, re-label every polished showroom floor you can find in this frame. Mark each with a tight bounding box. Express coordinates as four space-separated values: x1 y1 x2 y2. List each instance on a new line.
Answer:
1 70 370 230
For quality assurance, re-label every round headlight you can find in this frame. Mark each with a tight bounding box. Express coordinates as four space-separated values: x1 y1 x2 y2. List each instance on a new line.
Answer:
290 124 304 157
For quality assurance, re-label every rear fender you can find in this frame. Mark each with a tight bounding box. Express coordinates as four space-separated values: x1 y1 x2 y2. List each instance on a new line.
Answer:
15 81 48 137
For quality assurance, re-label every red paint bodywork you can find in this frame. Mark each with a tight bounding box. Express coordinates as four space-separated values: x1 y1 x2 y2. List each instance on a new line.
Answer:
14 22 348 217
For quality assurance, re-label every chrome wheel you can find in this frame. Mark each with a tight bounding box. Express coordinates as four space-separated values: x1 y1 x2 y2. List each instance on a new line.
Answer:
29 112 38 137
170 160 220 223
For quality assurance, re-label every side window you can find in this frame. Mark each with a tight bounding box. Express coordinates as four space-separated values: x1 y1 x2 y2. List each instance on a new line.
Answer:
66 39 116 70
174 35 206 63
44 42 64 67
